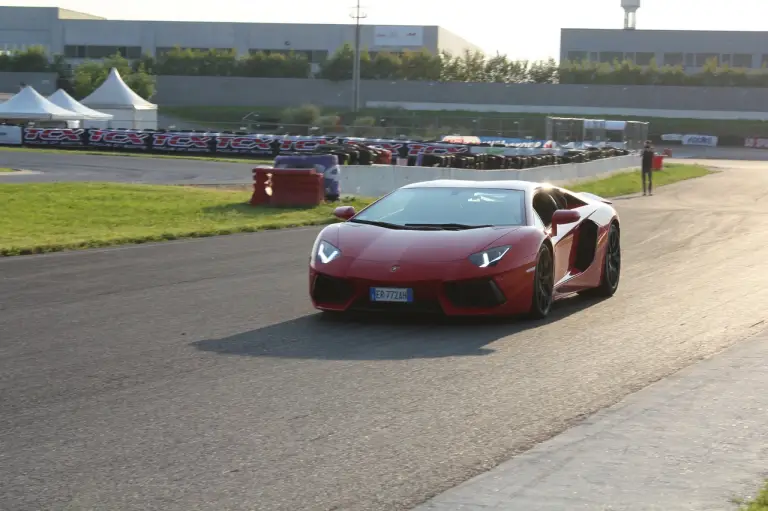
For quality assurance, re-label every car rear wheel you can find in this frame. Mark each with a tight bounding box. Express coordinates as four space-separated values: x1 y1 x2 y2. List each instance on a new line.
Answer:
583 222 621 298
527 244 554 319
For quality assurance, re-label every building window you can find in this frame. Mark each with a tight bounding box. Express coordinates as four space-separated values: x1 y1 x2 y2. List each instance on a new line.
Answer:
157 47 233 57
695 53 718 67
65 45 143 59
567 50 587 63
599 51 624 64
589 52 598 62
685 53 694 67
310 50 328 63
634 52 654 66
663 52 684 66
623 52 635 63
733 53 753 68
64 45 86 58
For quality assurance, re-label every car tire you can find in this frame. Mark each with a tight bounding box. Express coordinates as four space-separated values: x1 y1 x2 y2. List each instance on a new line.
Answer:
527 244 554 319
583 221 621 298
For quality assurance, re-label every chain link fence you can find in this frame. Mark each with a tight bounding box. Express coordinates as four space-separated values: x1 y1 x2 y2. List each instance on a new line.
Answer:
545 116 650 150
160 113 540 141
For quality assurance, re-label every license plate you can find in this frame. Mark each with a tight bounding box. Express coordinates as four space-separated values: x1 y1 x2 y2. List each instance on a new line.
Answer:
369 287 413 303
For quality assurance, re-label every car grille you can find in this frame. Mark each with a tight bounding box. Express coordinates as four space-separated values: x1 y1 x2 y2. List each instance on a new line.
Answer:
312 274 354 304
444 278 507 308
350 297 444 314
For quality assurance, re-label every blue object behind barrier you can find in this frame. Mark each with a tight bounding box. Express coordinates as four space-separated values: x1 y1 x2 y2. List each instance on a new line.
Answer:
273 154 340 201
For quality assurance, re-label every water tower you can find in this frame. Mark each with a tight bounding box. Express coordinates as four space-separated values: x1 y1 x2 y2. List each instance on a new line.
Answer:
621 0 640 30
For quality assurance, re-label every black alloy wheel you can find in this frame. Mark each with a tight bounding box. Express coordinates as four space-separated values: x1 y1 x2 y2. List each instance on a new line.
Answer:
528 244 554 319
583 222 621 298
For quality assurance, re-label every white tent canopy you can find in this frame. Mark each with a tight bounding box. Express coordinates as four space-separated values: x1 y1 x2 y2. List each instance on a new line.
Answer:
80 68 158 130
0 86 84 121
47 89 113 121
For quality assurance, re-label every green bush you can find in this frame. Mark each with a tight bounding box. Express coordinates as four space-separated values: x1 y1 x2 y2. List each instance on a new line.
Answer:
0 46 50 72
9 45 768 88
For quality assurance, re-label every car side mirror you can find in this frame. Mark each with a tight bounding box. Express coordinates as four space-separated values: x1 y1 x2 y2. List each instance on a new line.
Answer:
550 210 580 236
334 206 356 220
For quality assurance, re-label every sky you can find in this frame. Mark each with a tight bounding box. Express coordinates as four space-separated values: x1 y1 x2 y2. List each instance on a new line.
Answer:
4 0 768 61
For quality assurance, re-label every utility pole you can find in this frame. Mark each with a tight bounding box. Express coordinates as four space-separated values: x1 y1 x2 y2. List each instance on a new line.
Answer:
349 0 367 113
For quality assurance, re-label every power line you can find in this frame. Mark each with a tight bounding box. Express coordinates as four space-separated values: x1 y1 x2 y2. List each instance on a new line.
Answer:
349 0 367 113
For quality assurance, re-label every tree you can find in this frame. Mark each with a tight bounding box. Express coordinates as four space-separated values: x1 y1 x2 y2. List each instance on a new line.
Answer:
239 51 310 78
318 43 372 81
0 46 50 72
72 53 155 100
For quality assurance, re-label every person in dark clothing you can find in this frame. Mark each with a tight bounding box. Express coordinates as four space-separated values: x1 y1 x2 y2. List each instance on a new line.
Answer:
641 141 655 196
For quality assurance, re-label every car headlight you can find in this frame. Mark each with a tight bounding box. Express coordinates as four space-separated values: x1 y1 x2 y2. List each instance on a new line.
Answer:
469 245 511 268
313 240 342 264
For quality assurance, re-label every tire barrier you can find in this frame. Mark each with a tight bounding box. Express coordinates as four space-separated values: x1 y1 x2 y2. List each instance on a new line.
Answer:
6 127 632 170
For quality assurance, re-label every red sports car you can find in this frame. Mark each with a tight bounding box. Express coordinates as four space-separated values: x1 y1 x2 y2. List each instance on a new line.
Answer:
309 179 621 319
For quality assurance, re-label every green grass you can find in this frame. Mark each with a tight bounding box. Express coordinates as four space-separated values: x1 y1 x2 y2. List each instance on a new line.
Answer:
162 106 768 140
568 163 713 197
0 167 13 173
0 163 711 257
735 481 768 510
0 145 273 165
0 183 375 256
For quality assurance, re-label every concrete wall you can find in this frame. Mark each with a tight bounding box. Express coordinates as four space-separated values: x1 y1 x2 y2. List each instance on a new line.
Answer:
0 72 57 94
341 154 641 198
152 76 768 119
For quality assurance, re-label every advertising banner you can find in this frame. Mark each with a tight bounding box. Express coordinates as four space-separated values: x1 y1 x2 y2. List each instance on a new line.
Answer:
0 125 22 145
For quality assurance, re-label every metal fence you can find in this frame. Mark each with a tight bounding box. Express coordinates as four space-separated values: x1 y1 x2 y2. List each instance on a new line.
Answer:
545 116 649 150
160 113 541 140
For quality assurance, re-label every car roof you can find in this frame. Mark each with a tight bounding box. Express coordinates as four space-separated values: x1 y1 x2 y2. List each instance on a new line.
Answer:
400 179 552 193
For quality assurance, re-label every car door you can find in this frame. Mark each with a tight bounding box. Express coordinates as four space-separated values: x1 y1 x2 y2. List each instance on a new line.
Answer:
536 190 582 286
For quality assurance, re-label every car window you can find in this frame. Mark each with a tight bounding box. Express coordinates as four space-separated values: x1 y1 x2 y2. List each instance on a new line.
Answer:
353 187 526 227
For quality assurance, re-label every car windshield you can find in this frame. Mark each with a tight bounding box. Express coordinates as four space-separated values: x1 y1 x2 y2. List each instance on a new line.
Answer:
351 187 527 228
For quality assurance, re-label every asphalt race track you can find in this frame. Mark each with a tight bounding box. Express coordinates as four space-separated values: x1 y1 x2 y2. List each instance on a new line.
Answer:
0 150 254 184
3 160 768 511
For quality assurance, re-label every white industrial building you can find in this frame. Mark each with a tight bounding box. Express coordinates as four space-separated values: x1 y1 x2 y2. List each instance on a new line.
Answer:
0 5 482 73
560 0 768 72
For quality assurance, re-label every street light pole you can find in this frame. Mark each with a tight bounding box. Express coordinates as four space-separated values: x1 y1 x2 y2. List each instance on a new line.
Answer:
350 0 367 113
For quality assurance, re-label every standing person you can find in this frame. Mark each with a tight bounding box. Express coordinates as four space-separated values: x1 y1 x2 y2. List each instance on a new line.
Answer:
641 140 655 196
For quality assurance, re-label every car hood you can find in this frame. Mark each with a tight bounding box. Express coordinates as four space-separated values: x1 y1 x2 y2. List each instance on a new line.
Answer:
336 223 521 262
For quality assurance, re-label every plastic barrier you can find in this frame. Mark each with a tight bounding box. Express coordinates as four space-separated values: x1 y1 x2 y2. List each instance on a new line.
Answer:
250 167 324 207
339 154 643 198
273 154 340 201
652 154 665 170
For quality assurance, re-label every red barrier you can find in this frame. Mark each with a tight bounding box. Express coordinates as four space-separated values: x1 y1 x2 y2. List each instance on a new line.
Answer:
652 154 665 171
250 167 324 207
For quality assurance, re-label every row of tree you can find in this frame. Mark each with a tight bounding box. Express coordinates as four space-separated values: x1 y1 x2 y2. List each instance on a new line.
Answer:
6 45 768 88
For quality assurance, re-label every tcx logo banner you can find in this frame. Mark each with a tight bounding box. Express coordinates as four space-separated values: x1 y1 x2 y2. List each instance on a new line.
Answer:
152 133 212 151
216 136 337 153
24 128 84 145
89 130 149 147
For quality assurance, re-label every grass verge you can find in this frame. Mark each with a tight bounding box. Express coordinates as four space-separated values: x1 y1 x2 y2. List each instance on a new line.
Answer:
568 163 713 197
0 183 375 256
0 145 273 165
0 167 13 173
0 163 711 257
735 481 768 510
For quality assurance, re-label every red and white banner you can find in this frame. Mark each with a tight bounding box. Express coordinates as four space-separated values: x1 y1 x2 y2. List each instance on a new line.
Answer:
745 137 768 149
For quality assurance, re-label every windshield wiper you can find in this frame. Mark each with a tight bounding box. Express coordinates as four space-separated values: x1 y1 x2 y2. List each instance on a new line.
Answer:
403 223 493 230
348 219 406 229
